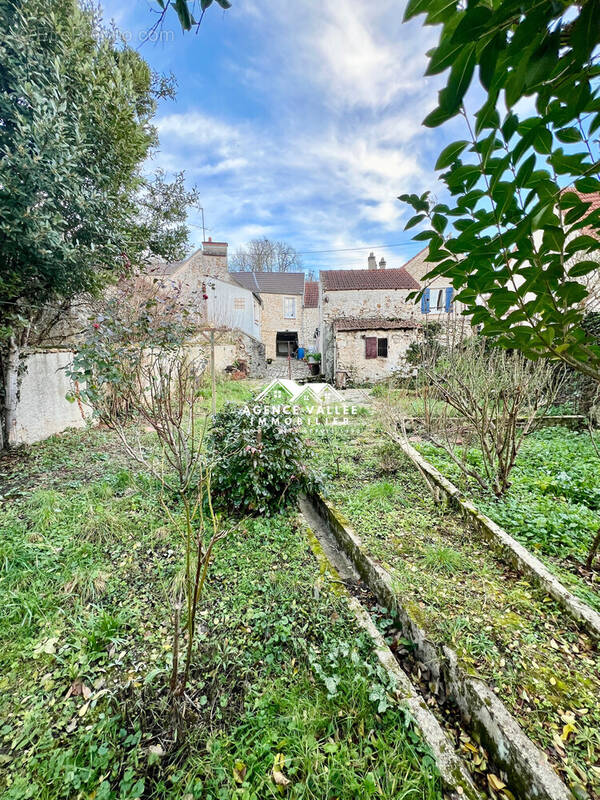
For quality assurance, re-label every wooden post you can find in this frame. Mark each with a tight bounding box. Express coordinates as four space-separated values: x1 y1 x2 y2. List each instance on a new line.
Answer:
287 340 292 380
210 329 216 415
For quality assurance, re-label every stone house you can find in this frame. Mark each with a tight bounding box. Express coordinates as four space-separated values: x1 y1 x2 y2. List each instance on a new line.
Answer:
333 318 422 385
156 239 266 375
229 272 306 360
319 257 424 381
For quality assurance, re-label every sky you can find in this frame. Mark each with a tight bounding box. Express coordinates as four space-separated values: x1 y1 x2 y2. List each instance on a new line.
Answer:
99 0 463 273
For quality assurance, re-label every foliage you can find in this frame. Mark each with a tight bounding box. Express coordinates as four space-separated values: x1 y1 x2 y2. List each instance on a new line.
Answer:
0 426 442 800
152 0 232 33
405 321 443 367
390 339 561 496
422 425 600 570
230 236 303 273
208 403 322 515
0 0 174 446
134 169 200 263
402 0 600 381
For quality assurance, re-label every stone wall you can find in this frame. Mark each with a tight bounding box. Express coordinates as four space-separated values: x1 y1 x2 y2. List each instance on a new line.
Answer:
321 288 420 379
335 328 421 384
12 350 92 445
302 307 320 353
260 293 305 359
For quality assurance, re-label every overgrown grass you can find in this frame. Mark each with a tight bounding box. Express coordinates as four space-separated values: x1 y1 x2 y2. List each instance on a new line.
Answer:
418 426 600 608
0 424 442 800
308 423 600 798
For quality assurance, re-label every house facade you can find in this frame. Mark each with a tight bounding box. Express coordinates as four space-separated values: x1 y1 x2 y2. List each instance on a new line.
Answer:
230 272 306 360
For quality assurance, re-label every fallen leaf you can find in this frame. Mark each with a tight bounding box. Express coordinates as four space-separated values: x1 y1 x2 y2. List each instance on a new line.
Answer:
561 722 576 742
272 753 290 787
233 760 247 784
488 774 506 793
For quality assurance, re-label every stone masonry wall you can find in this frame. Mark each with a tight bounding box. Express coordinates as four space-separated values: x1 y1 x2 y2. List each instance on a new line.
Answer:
302 307 320 353
260 293 305 360
321 288 420 379
335 328 421 383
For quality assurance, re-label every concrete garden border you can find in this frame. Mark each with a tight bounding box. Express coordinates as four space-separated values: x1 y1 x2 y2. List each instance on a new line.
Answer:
396 439 600 642
307 492 576 800
299 513 483 800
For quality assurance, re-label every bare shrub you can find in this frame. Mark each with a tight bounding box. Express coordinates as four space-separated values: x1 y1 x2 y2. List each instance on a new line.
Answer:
385 339 561 497
70 294 235 701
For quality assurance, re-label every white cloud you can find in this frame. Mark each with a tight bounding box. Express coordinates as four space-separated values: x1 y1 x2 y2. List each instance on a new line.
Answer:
140 1 449 261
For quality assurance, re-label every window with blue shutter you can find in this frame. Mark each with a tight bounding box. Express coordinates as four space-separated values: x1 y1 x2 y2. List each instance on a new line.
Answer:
445 287 454 312
421 288 430 314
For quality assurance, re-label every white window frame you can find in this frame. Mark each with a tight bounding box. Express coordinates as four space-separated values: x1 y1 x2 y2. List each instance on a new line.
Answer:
233 297 246 311
283 296 297 319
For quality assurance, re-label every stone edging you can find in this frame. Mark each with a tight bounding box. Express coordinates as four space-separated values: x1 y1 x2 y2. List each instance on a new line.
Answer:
308 493 576 800
300 518 483 800
397 439 600 642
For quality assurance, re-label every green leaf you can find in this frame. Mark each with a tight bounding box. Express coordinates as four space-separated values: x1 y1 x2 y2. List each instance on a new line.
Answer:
441 43 476 114
532 126 552 155
556 127 582 144
404 0 429 21
435 140 468 170
575 177 600 194
404 214 426 230
423 104 458 128
569 0 600 64
569 259 600 278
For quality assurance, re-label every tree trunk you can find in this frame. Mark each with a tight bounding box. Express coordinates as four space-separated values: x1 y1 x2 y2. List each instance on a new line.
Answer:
2 335 21 449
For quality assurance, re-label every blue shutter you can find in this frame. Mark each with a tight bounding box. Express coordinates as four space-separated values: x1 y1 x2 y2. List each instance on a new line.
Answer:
421 288 430 314
445 287 454 312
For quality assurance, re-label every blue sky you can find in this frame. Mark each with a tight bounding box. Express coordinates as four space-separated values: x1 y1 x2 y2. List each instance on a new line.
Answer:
100 1 461 272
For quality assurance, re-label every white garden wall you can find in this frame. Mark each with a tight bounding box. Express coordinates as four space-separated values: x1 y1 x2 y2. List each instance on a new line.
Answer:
13 350 91 445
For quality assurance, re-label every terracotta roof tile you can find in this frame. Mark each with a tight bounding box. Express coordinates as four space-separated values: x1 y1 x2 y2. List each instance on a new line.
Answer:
321 267 419 292
333 317 421 332
304 281 319 308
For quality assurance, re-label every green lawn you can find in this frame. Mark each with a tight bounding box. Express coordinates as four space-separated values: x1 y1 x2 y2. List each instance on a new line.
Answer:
308 420 600 799
0 422 442 800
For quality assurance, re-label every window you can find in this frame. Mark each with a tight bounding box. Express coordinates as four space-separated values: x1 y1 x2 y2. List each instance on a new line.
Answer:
233 297 246 310
430 289 444 312
421 287 454 313
283 297 297 319
365 337 387 359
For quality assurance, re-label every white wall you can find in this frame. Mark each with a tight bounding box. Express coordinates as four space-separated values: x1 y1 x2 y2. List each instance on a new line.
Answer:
13 350 91 445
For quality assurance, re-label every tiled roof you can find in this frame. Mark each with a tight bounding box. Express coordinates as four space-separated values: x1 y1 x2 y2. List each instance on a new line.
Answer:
230 271 305 295
321 267 419 292
304 281 319 308
569 190 600 237
333 317 421 332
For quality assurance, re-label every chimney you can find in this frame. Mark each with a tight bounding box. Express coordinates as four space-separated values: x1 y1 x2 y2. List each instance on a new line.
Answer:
368 252 377 270
379 257 386 270
202 237 228 258
202 237 229 280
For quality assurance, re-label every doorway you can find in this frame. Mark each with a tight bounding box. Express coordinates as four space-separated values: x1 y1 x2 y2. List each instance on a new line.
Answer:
276 331 298 357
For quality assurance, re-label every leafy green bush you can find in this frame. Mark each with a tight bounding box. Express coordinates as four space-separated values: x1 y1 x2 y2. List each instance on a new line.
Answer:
208 403 322 515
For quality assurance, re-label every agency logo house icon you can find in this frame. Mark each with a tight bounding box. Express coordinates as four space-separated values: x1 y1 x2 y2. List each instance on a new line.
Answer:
256 379 344 405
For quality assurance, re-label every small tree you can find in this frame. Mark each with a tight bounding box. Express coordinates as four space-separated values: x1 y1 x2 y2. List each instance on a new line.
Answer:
387 339 560 498
70 281 233 699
